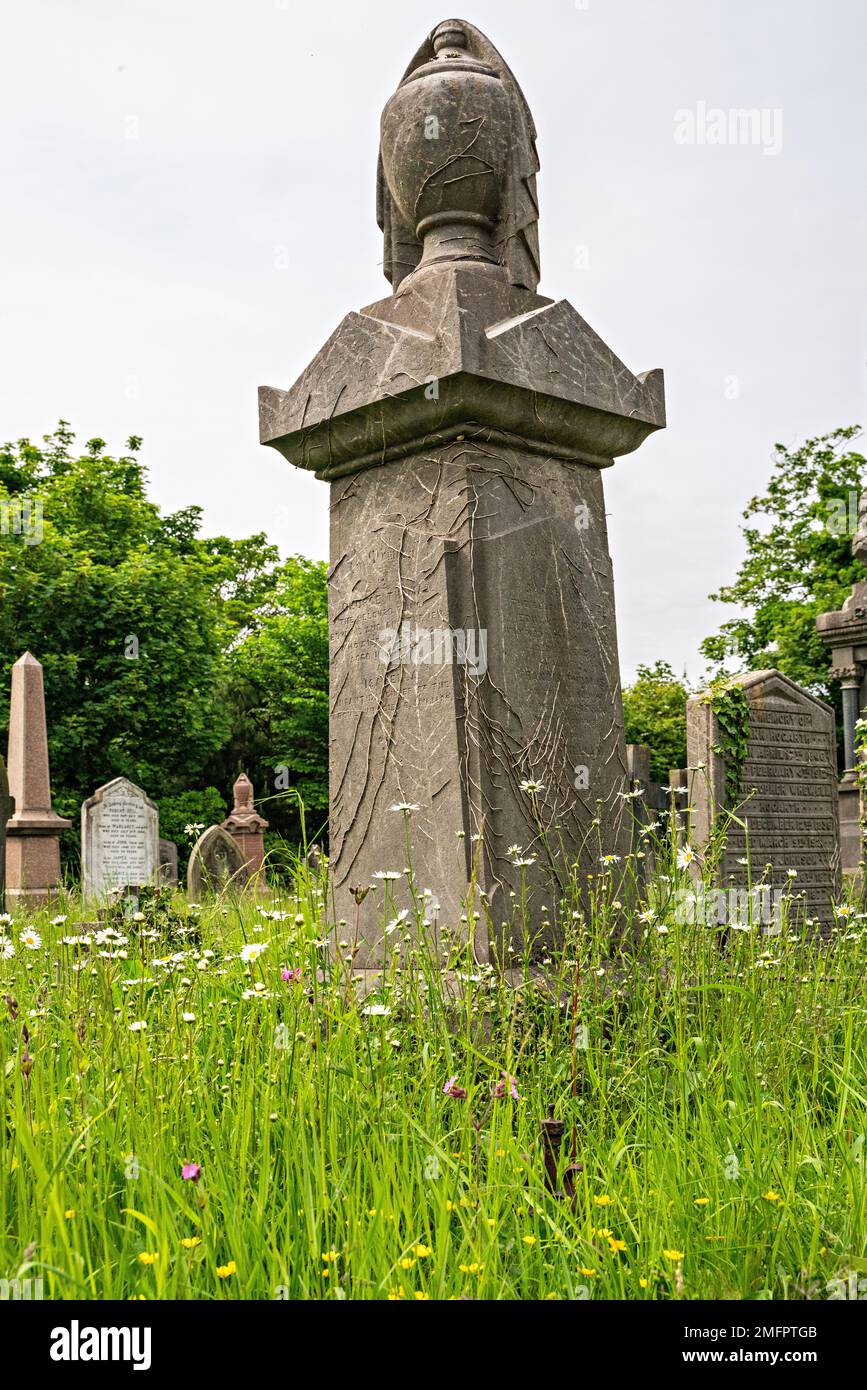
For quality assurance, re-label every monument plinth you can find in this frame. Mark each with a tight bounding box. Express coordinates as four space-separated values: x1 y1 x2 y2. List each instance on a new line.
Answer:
259 20 665 963
5 652 70 904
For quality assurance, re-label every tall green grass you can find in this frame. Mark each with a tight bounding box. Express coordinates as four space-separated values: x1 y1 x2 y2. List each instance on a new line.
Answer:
0 801 865 1300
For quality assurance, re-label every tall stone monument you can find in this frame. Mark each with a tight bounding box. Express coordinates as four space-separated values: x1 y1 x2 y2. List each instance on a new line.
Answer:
5 652 70 904
222 771 268 884
687 670 841 930
259 20 665 962
816 492 867 872
81 777 160 897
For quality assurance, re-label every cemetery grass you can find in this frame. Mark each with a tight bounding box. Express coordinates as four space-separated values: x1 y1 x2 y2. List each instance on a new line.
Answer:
1 813 865 1302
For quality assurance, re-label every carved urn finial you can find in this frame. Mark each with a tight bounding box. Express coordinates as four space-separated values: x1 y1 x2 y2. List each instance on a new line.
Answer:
377 20 541 290
432 20 468 55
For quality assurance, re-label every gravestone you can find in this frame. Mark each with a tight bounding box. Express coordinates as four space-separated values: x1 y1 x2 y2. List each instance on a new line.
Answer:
258 19 664 964
221 772 268 884
158 838 179 887
5 652 70 904
186 825 249 898
687 671 841 930
81 777 159 896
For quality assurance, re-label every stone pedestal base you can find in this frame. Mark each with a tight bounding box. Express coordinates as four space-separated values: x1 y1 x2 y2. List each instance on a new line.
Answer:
225 827 266 884
838 775 862 874
5 827 67 905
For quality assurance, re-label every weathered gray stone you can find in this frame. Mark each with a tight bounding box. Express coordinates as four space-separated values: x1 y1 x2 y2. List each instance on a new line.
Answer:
158 838 178 887
687 671 841 929
186 825 249 898
81 777 159 897
816 490 867 872
259 19 664 962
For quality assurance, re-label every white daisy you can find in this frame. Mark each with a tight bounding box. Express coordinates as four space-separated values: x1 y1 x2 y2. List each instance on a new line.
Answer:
239 942 268 962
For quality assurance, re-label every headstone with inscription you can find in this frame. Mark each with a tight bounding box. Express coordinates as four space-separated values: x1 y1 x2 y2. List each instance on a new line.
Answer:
81 777 160 897
687 670 841 930
258 19 665 963
186 825 249 898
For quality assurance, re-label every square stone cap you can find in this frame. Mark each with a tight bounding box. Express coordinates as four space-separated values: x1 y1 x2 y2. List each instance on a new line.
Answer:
260 263 664 479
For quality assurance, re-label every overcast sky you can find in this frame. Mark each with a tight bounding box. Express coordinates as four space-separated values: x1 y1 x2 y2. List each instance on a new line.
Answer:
2 0 865 682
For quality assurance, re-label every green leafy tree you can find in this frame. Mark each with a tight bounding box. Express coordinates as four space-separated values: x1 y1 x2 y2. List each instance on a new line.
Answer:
622 661 689 781
0 423 278 868
701 426 865 694
155 787 228 877
209 555 329 845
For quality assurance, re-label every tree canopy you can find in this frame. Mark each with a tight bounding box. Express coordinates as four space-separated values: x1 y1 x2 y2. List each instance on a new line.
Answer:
622 660 690 781
700 425 865 694
0 423 328 870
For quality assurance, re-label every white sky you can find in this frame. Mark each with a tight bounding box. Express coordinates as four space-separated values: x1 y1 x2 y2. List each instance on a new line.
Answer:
2 0 865 682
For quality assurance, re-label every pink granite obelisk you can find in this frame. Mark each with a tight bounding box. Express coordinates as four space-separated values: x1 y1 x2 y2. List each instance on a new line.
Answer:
222 771 269 885
5 652 70 904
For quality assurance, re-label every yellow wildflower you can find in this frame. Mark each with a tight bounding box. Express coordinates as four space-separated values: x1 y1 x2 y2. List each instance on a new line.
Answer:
180 1236 201 1249
663 1249 684 1261
762 1190 781 1203
216 1260 237 1278
522 1235 537 1246
593 1195 613 1207
138 1252 158 1265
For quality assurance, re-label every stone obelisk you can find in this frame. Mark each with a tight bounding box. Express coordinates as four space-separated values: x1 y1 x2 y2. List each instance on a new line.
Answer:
259 20 665 963
5 652 70 904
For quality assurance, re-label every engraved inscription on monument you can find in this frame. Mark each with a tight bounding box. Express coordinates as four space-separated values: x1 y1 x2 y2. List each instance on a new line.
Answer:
687 670 841 928
81 777 159 896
